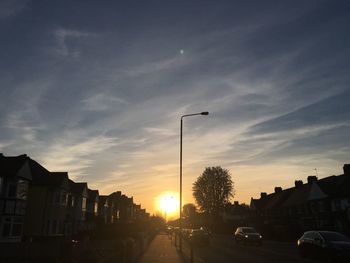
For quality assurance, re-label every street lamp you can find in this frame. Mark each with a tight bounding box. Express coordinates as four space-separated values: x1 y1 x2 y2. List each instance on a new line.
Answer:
179 111 209 252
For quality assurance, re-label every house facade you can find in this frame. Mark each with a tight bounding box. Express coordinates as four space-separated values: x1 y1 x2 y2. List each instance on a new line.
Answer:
0 154 32 242
250 164 350 237
0 153 150 244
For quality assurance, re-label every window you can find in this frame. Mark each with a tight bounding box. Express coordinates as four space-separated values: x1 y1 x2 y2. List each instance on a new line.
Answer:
94 202 98 214
60 191 67 206
67 194 75 207
1 217 23 238
8 184 17 198
82 197 87 211
5 200 15 214
15 201 26 215
53 191 60 204
16 180 28 200
12 219 23 236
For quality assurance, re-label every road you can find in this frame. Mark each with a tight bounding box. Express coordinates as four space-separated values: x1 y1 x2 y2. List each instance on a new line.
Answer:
189 235 319 263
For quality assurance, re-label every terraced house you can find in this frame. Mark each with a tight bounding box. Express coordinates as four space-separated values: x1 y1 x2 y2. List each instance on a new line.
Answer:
250 164 350 237
0 153 149 243
0 154 31 242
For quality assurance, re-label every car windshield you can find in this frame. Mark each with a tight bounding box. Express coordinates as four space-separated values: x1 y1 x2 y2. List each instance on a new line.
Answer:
320 232 349 242
242 228 257 233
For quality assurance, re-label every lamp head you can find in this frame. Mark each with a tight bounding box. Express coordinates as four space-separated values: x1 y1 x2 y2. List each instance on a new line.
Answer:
201 111 209 115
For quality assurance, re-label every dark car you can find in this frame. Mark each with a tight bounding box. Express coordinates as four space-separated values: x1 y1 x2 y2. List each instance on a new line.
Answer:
189 229 210 246
234 227 262 245
297 230 350 261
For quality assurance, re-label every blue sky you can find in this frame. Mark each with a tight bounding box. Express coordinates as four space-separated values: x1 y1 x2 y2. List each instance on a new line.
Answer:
1 0 349 213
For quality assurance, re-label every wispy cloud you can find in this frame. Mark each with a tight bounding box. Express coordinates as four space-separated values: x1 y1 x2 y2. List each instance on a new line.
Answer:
39 134 118 180
53 28 97 57
82 93 128 112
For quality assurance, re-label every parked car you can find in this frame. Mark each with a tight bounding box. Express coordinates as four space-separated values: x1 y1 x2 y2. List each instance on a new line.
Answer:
297 230 350 261
189 229 210 246
234 227 263 245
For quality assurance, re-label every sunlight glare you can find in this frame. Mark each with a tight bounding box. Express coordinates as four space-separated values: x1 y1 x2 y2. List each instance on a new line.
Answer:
158 193 179 214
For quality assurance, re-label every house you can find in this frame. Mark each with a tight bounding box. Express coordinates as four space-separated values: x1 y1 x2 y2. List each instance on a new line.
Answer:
24 170 70 237
119 195 135 223
222 201 250 225
250 164 350 237
68 180 88 233
108 191 122 223
0 154 32 242
86 189 99 230
97 195 109 224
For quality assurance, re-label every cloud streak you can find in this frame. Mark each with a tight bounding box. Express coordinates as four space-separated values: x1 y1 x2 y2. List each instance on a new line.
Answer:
0 0 349 212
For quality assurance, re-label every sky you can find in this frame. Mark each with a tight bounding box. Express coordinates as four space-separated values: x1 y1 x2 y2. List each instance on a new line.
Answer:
0 0 349 215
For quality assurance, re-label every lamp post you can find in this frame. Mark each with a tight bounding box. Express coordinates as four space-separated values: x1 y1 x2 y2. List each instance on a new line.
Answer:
179 111 209 252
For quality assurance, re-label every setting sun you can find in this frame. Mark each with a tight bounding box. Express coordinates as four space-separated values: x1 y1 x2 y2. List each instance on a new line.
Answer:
157 192 179 216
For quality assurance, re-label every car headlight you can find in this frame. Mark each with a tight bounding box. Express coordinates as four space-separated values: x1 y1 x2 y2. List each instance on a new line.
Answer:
245 235 248 238
259 235 262 239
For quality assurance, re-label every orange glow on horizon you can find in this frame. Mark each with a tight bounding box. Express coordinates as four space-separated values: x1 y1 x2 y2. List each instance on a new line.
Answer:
156 191 179 219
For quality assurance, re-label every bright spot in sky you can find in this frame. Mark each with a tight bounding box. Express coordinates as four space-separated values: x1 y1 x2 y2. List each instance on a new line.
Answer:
158 193 179 214
180 49 184 55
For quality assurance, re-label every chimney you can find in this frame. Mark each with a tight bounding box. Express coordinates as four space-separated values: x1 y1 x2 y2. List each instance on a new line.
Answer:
260 192 267 199
307 176 318 184
344 164 350 176
294 180 303 188
274 187 282 193
234 201 239 206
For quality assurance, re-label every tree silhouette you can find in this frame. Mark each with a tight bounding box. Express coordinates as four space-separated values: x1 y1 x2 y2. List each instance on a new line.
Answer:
183 203 197 218
193 166 234 216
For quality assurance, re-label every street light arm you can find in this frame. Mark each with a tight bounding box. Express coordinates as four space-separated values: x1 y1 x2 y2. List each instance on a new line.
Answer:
181 111 209 119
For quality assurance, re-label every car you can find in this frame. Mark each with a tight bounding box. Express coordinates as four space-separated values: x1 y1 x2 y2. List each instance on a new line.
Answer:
189 229 210 246
234 227 263 245
297 230 350 261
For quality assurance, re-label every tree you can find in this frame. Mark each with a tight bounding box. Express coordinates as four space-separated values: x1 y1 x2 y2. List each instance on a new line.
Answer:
183 203 197 219
192 166 234 216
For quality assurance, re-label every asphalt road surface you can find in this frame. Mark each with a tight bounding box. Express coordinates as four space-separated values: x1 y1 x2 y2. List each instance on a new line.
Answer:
190 235 319 263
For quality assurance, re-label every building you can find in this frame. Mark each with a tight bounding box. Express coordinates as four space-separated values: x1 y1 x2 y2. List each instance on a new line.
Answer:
25 171 70 237
68 180 88 233
1 153 149 243
0 154 32 242
250 164 350 237
86 189 99 230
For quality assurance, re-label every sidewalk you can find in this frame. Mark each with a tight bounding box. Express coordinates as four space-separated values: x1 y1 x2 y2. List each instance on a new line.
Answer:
139 233 183 263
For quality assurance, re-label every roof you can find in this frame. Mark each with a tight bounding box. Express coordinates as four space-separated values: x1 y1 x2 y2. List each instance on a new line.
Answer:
88 189 99 199
282 184 312 207
28 158 50 180
263 188 294 210
34 172 68 188
251 166 350 210
318 174 350 198
69 180 87 194
0 154 28 176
